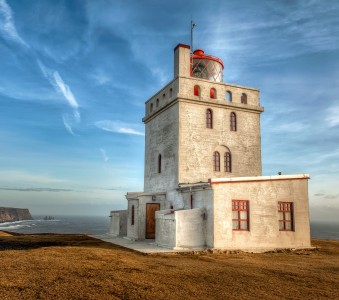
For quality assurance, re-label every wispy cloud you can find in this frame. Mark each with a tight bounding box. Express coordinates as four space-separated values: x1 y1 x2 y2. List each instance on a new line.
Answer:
0 170 65 185
37 60 79 110
37 59 81 135
95 120 144 136
0 187 73 192
62 115 77 136
91 70 111 86
0 0 29 48
326 105 339 127
271 122 309 133
99 148 109 162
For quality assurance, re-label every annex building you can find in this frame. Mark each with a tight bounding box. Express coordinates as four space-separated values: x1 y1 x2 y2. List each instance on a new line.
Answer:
109 44 311 252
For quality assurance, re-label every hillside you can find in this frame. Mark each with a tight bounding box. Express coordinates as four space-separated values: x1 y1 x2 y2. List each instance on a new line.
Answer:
0 233 338 299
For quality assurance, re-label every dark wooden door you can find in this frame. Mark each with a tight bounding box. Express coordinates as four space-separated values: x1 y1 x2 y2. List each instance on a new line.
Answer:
146 203 160 239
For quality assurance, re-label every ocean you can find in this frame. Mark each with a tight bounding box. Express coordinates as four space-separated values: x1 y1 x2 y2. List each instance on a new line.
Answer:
0 215 110 235
0 216 338 240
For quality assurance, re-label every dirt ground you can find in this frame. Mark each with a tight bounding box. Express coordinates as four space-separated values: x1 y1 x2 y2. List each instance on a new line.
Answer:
0 232 338 300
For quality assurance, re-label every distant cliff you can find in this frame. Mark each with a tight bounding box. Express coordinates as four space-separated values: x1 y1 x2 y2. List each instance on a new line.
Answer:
0 207 33 223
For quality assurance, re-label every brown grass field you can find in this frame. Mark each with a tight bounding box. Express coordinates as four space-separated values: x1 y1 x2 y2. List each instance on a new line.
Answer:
0 232 338 300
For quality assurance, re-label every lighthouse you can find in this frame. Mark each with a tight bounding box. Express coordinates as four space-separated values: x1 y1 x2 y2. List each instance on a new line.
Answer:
109 43 311 252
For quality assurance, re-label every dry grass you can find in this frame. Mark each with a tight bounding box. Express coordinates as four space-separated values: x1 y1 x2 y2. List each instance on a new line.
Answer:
0 232 338 300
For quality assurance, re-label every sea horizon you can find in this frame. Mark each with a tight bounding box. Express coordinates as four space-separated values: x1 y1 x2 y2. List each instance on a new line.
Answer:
0 215 338 240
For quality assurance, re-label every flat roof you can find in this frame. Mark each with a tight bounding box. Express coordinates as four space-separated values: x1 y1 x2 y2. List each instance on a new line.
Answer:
209 174 310 184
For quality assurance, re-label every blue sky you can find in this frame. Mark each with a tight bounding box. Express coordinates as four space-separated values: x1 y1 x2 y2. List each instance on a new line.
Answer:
0 0 338 220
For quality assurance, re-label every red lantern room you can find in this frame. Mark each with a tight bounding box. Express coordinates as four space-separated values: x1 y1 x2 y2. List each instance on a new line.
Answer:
191 49 224 82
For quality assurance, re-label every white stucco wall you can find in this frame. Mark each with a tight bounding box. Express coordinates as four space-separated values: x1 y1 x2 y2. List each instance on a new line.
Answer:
155 210 176 248
109 210 127 236
175 208 206 249
212 176 311 250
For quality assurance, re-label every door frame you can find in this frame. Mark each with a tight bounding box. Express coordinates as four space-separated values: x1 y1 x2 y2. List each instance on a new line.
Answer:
145 203 160 239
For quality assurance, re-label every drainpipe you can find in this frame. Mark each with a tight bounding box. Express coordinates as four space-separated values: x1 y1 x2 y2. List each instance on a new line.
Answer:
190 187 193 209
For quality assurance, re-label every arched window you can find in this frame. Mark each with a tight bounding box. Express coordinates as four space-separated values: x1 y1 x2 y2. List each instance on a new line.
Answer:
150 103 153 112
230 112 237 131
206 109 213 129
194 85 200 96
158 154 162 173
213 151 220 172
156 98 159 108
226 91 232 102
241 93 247 104
131 205 135 225
210 88 216 99
169 88 173 97
224 152 232 172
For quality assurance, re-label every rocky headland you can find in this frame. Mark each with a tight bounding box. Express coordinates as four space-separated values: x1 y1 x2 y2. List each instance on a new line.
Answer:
0 207 33 223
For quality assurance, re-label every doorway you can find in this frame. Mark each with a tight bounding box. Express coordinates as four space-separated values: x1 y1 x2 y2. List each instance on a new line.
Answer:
146 203 160 239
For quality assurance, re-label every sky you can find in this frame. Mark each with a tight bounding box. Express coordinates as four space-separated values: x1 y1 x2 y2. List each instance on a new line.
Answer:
0 0 338 220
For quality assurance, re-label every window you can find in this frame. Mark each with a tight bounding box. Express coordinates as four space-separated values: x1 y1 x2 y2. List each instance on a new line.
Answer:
163 93 166 99
206 109 213 129
278 202 294 231
169 88 173 97
194 85 200 96
210 88 216 99
150 103 153 112
224 152 231 172
230 112 237 131
226 91 232 102
213 151 220 171
232 200 249 230
158 154 162 173
156 98 159 108
241 93 247 104
131 205 135 225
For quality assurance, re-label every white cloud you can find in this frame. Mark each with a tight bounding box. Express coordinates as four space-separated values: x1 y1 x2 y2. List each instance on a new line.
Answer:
62 115 76 136
99 148 109 162
0 0 29 48
38 60 81 135
95 120 144 136
91 70 111 86
271 122 308 133
53 71 79 109
326 105 339 127
37 60 79 110
0 170 65 185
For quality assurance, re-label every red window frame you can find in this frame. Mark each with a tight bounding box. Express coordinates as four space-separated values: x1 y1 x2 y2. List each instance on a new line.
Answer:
232 200 249 231
131 205 135 225
194 85 200 96
210 88 216 99
213 151 220 172
206 109 213 129
278 202 294 231
230 112 237 131
224 152 231 172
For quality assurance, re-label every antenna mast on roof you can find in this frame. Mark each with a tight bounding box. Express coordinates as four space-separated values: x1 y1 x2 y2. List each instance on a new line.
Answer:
190 20 196 54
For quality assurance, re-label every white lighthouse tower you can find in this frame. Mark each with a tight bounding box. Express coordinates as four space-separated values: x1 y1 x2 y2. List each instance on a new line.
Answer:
109 43 311 252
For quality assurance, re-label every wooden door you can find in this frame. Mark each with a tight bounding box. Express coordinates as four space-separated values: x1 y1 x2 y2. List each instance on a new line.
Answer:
146 203 160 239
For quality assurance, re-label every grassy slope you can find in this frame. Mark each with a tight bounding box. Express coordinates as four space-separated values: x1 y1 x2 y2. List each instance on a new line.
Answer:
0 233 338 300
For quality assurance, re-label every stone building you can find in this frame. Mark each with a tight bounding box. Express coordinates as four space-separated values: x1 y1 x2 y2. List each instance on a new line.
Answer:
109 44 311 252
